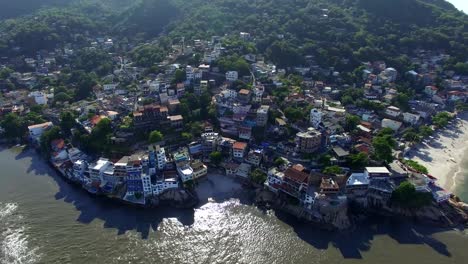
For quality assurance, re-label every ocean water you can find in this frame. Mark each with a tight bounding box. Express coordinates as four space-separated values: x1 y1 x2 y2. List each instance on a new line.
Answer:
2 147 468 264
455 151 468 201
0 202 41 264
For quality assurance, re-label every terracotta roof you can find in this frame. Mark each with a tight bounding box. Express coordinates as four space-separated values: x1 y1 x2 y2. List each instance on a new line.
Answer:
360 121 372 128
239 89 250 95
292 164 305 172
355 144 370 154
90 115 103 126
233 141 247 150
284 167 309 184
51 139 65 150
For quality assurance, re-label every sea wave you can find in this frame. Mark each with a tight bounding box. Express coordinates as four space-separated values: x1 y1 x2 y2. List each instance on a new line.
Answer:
0 202 41 264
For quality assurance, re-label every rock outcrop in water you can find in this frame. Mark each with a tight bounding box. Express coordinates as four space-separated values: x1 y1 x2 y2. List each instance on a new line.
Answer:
255 189 351 230
255 188 468 230
157 189 199 209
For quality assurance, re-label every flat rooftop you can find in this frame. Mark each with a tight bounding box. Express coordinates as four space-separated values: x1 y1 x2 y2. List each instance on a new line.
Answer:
365 167 390 174
346 173 369 186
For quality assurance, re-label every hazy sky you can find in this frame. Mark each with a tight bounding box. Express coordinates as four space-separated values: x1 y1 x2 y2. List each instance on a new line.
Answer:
447 0 468 13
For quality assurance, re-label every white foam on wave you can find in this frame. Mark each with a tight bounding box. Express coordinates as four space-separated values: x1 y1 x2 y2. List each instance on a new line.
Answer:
0 203 18 219
0 202 41 264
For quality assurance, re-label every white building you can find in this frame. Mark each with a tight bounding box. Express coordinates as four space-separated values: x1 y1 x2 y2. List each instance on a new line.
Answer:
186 65 195 81
256 105 270 127
177 163 194 182
402 112 421 125
346 173 370 192
72 160 88 182
266 167 284 192
310 109 323 129
382 67 398 82
142 174 153 197
381 118 402 131
89 158 112 183
152 178 179 196
155 146 167 170
253 84 265 103
240 32 251 40
191 160 208 180
385 106 401 117
28 122 53 142
29 91 48 105
364 167 390 179
226 71 239 82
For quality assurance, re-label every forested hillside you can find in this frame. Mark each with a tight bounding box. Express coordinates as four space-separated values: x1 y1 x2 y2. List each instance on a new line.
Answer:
0 0 69 19
0 0 466 69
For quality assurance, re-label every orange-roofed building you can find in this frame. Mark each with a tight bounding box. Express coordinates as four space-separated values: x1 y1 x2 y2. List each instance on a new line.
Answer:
233 141 248 159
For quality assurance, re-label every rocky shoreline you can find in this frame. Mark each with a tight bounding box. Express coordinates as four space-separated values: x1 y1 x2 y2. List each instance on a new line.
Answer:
255 188 468 230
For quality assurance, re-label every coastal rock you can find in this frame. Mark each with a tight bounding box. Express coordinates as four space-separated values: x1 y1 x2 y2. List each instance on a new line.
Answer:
255 188 351 230
159 189 199 209
314 196 351 230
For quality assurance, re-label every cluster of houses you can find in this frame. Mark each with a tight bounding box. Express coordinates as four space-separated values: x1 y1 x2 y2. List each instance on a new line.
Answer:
2 31 468 213
43 136 208 205
265 162 451 214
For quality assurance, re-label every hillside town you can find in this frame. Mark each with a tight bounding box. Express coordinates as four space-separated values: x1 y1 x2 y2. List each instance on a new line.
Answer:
2 32 468 228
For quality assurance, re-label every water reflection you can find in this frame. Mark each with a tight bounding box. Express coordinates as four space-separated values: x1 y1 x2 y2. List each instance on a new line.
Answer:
8 147 464 261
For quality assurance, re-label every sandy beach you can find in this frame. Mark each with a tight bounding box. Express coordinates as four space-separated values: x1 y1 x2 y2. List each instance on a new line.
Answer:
405 112 468 192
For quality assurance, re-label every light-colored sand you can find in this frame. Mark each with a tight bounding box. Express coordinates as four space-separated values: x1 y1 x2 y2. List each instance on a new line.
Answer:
405 112 468 192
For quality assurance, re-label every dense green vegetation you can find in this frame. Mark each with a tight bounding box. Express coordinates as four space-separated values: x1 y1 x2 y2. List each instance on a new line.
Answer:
372 128 397 163
432 111 453 128
323 165 344 175
2 0 466 71
0 112 46 141
392 181 432 208
403 160 429 174
250 168 267 185
148 130 164 143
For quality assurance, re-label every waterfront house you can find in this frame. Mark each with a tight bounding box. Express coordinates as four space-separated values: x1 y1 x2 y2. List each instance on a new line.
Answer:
236 163 252 180
280 165 310 199
28 122 53 143
72 160 88 183
123 156 144 197
246 149 263 167
320 178 340 195
266 167 285 192
367 179 396 207
177 162 194 183
346 173 369 193
225 162 240 176
88 158 113 192
148 145 167 170
191 160 208 180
